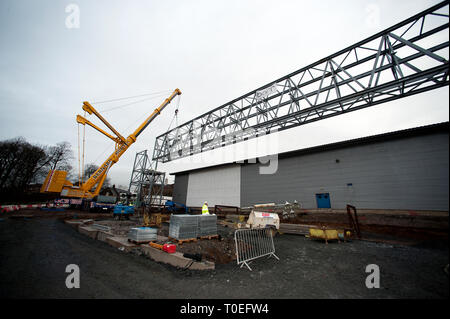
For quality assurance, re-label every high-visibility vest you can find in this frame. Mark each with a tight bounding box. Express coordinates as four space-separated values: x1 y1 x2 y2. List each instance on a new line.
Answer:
202 204 209 215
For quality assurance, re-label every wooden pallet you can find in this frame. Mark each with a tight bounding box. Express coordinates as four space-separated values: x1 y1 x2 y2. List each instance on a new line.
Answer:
128 239 156 244
198 235 219 240
168 237 197 244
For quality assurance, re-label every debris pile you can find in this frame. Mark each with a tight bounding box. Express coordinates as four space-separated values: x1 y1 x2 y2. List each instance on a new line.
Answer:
178 237 236 264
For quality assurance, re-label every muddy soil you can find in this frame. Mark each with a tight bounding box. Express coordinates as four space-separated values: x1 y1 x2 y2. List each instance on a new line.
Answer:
283 219 448 242
158 223 236 264
175 238 236 264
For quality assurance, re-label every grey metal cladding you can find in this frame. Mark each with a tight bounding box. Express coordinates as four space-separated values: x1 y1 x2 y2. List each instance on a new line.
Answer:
172 174 189 205
240 132 449 211
186 165 241 207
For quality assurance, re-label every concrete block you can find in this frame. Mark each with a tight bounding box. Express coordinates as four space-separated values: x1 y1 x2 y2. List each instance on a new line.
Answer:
64 219 84 229
140 245 215 270
106 236 137 252
97 230 114 242
78 226 99 239
81 219 95 225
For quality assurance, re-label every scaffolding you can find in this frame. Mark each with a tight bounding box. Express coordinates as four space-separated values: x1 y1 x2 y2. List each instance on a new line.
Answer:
128 150 166 208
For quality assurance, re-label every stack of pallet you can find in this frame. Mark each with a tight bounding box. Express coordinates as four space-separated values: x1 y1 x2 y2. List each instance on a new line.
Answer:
198 215 217 237
169 214 219 239
128 227 158 242
169 215 199 240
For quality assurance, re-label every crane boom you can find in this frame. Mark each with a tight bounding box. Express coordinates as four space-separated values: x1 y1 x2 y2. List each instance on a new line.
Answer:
41 88 181 198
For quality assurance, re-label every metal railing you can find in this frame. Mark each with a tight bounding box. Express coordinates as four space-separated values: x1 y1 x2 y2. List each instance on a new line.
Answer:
346 205 361 239
234 228 279 271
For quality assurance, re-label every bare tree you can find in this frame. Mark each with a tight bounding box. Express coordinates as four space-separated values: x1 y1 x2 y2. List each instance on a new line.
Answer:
34 141 75 183
46 141 74 172
0 137 47 191
0 138 78 203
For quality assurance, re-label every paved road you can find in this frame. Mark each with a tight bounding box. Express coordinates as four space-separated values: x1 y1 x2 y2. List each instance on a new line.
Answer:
0 218 448 298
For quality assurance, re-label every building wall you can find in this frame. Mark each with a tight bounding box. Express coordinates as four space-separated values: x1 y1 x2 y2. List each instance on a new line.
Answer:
172 173 189 204
240 132 449 210
185 164 241 207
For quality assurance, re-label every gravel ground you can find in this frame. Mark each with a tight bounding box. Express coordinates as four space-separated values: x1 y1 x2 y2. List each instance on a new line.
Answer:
0 217 448 299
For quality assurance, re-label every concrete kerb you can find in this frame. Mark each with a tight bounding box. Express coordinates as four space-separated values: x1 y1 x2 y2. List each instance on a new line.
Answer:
106 236 138 252
78 225 99 240
81 219 95 225
64 219 85 229
65 219 95 228
68 221 216 270
97 230 114 242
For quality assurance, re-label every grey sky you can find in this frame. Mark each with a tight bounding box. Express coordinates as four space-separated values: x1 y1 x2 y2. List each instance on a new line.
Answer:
0 0 448 188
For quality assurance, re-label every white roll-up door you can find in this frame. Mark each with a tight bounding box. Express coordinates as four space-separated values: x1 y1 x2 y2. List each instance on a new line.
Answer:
186 165 241 207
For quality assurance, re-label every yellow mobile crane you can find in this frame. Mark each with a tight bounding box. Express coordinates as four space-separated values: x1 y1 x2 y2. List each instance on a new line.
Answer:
41 89 181 199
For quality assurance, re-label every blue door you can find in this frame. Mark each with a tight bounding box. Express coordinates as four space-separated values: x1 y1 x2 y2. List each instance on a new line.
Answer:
316 193 331 208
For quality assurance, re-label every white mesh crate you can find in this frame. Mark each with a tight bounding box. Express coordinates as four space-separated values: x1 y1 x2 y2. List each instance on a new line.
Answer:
198 215 217 236
169 215 199 239
128 227 158 242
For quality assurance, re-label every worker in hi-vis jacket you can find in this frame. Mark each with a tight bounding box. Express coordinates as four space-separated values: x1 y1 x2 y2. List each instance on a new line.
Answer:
202 201 209 215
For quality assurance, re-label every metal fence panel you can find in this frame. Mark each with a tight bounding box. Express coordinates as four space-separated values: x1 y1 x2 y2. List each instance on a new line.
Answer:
234 228 279 271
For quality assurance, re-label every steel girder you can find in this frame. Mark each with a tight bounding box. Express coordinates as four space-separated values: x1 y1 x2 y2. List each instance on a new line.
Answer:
153 1 449 163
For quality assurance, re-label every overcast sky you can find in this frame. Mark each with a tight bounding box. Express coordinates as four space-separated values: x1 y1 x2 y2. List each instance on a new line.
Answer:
0 0 448 188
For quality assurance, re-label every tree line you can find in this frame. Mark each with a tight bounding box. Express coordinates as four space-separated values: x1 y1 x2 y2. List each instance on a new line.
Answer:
0 137 110 203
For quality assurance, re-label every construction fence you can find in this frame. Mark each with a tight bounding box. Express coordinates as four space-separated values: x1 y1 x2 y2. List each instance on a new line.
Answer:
234 227 279 271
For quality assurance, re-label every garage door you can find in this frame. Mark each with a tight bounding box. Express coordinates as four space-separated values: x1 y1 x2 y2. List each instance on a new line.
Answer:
186 165 241 207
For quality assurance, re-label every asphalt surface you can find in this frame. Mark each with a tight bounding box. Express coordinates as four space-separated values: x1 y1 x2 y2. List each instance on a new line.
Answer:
0 217 448 299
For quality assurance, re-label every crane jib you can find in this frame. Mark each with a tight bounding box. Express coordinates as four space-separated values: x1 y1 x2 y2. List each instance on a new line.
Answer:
91 160 111 181
134 89 181 138
40 89 180 198
135 114 157 138
91 143 127 181
135 104 168 138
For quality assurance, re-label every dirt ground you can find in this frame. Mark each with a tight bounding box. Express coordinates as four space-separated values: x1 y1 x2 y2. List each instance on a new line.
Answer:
5 208 111 220
4 208 448 263
285 220 448 242
160 223 237 264
281 211 448 243
95 219 142 236
0 216 448 299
